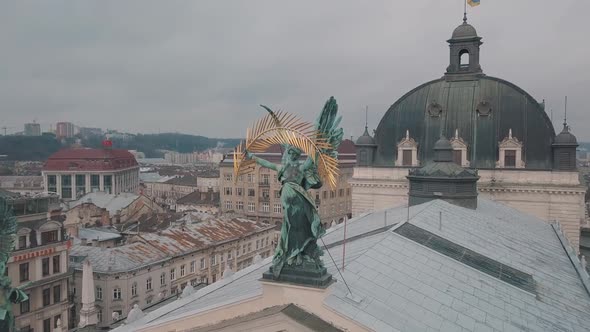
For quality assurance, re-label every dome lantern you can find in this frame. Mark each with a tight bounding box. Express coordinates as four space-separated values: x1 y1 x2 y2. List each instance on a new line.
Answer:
445 16 484 81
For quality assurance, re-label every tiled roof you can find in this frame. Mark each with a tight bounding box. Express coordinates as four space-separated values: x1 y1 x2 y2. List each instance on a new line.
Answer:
176 190 219 206
78 228 122 242
119 198 590 332
164 175 199 187
74 214 274 273
43 147 138 171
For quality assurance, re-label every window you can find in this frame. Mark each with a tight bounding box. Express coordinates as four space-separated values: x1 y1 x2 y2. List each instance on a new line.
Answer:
224 201 233 210
53 255 60 273
261 174 270 185
248 243 252 252
224 173 233 181
224 187 232 195
91 174 100 191
272 203 282 214
113 287 122 300
322 191 327 199
453 150 462 165
19 263 29 282
237 201 244 210
18 235 27 249
41 230 58 245
76 174 86 197
210 255 217 266
505 150 516 167
146 298 152 305
180 265 186 277
97 309 103 322
248 189 255 197
104 175 112 194
20 296 30 314
248 202 255 212
220 253 224 262
347 188 350 196
42 258 50 276
47 175 57 193
261 202 269 212
200 258 206 269
228 251 232 260
43 318 51 332
274 190 280 199
402 150 413 166
459 49 469 68
146 278 152 290
256 240 259 249
247 174 254 183
53 285 61 303
43 288 50 306
96 286 103 300
266 237 269 247
160 273 166 285
131 282 137 296
339 189 344 197
242 244 246 254
170 268 176 280
61 174 72 199
237 188 243 196
190 261 195 273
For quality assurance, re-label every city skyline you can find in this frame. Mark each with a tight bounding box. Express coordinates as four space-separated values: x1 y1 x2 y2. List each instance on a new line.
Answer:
2 1 589 139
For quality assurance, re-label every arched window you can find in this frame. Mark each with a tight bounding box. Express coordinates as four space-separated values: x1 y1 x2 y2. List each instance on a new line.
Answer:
459 49 470 68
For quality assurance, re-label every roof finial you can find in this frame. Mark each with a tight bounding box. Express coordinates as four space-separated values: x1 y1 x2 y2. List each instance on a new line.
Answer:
563 96 568 130
508 128 513 139
455 129 459 139
365 106 369 131
406 129 410 140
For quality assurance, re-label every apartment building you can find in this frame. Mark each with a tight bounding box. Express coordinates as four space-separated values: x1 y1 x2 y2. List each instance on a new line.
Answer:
69 213 275 329
2 190 71 332
219 140 356 227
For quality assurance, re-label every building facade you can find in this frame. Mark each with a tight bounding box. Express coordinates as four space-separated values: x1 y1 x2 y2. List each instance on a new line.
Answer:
69 214 275 329
2 191 71 332
55 122 75 139
24 123 41 136
351 19 585 249
42 142 140 201
219 141 356 227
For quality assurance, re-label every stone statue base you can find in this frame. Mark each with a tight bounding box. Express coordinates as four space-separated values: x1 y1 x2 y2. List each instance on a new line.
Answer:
262 261 333 288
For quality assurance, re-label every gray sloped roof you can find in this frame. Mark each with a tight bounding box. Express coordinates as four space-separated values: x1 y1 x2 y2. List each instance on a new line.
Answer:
116 198 590 332
69 192 139 215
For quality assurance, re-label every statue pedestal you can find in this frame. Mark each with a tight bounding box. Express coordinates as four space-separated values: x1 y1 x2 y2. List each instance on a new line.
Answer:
262 262 333 288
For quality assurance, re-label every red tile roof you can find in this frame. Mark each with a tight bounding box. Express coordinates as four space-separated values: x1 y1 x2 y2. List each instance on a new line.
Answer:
43 148 138 171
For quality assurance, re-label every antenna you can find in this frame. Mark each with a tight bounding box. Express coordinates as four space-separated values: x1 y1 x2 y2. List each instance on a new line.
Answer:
365 106 368 130
463 0 467 23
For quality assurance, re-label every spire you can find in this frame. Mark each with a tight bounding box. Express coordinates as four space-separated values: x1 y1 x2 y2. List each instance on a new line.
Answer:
563 96 568 131
78 259 98 327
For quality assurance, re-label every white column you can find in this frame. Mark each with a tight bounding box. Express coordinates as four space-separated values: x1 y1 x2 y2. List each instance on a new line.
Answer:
99 175 104 192
71 174 77 200
85 174 91 193
57 174 63 197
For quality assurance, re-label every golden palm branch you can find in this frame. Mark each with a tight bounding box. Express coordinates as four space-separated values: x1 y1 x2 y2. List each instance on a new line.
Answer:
233 110 340 188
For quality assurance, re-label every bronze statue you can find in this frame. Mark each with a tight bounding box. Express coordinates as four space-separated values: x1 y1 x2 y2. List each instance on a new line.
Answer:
234 97 343 278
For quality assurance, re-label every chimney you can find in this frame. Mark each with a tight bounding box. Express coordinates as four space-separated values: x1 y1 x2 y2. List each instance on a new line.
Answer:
81 238 87 246
92 238 99 247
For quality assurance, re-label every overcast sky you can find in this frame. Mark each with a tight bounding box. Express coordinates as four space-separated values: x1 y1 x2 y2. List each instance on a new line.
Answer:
2 1 589 140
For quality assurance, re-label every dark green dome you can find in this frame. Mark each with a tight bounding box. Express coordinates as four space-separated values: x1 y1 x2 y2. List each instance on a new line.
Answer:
356 127 376 145
373 76 556 169
553 124 578 146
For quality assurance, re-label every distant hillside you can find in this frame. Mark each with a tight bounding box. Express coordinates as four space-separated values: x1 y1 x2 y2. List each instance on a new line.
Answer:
0 133 242 160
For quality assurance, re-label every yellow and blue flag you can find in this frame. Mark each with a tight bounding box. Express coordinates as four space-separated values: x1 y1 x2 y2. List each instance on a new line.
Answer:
468 0 480 7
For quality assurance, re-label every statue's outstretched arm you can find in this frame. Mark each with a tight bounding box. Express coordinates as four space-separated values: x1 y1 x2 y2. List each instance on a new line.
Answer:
247 151 280 172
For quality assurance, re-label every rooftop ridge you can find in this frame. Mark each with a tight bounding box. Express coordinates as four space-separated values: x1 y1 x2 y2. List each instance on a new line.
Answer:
552 221 590 296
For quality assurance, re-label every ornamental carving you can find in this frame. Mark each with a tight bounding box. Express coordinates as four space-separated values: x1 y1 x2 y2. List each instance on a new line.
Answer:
476 100 492 116
427 101 443 117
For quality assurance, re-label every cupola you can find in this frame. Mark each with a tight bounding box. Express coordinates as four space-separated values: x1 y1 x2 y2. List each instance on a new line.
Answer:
445 14 484 81
552 122 578 171
407 136 480 209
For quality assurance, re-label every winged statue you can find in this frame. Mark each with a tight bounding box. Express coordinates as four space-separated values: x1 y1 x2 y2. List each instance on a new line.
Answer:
0 198 28 332
234 97 343 277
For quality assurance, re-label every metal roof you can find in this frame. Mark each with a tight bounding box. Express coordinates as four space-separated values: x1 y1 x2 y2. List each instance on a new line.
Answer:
69 192 139 215
373 76 557 169
78 228 122 242
119 198 590 332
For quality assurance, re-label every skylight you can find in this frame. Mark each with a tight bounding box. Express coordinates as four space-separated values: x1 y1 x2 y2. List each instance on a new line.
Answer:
394 223 536 294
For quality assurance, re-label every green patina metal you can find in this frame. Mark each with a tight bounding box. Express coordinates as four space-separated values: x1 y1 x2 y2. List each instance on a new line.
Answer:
373 76 556 169
248 97 343 286
0 197 29 332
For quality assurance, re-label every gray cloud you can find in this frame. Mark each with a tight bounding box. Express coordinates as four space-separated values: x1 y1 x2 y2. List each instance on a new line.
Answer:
2 1 589 140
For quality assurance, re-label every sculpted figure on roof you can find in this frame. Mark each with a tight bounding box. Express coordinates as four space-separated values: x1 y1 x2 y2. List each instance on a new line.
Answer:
234 97 342 281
